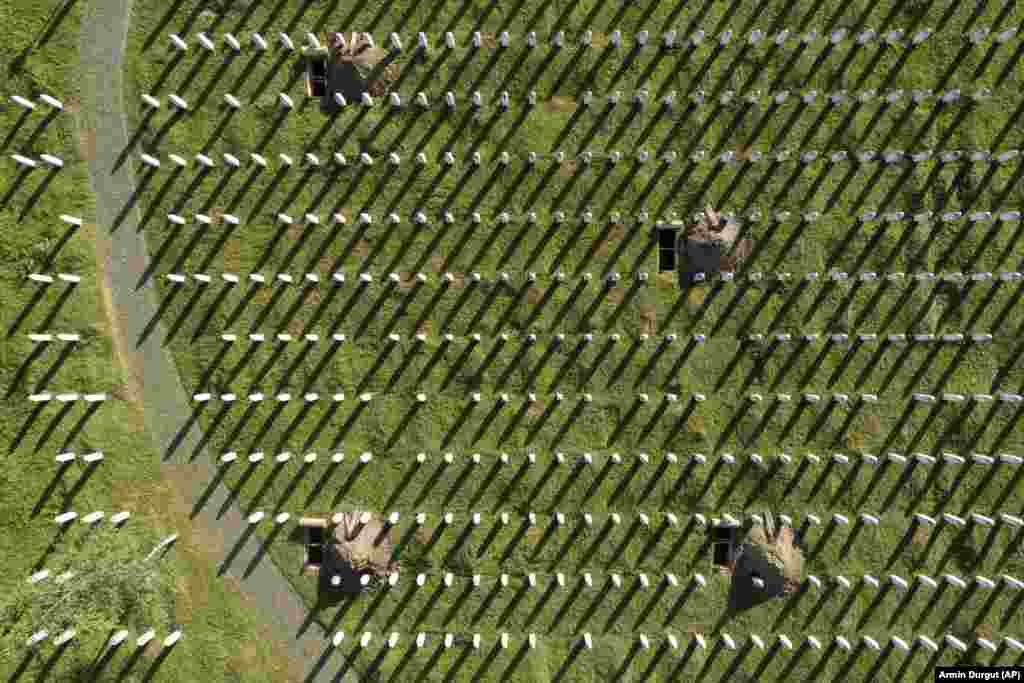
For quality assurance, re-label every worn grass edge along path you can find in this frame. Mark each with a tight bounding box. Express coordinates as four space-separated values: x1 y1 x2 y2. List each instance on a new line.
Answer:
77 0 336 679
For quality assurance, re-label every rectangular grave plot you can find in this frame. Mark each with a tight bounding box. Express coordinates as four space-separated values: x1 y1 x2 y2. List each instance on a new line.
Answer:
658 225 678 272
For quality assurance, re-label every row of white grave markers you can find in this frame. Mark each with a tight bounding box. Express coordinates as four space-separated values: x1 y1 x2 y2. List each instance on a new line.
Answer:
164 267 1022 289
26 627 182 650
211 558 1024 592
8 94 65 112
54 451 105 465
151 208 1024 235
27 333 84 343
153 206 1022 232
216 450 1022 469
205 330 1006 345
27 273 82 285
140 86 1003 112
192 385 1024 405
235 507 1023 532
166 26 1024 55
193 389 1023 405
164 84 999 111
312 571 1024 610
140 146 1024 170
150 200 1021 227
319 631 1024 654
9 154 66 169
28 392 108 403
53 510 131 527
245 449 1024 467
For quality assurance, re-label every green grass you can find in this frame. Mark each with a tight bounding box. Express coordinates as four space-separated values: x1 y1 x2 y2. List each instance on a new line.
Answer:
1 1 296 681
123 0 1024 679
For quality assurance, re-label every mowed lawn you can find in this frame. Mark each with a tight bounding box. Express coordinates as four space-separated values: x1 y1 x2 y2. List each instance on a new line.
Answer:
1 1 298 681
122 0 1024 680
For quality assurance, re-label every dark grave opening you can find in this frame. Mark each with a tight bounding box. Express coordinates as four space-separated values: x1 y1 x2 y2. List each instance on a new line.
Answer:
657 225 678 272
307 55 328 97
306 525 325 565
711 525 738 567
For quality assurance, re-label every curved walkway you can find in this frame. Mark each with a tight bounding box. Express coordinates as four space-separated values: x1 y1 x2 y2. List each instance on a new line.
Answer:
77 1 339 680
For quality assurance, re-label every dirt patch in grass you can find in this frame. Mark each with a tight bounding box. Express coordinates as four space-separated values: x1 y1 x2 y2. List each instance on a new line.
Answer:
845 431 866 450
638 304 657 335
92 225 145 429
912 526 930 546
74 110 97 162
526 287 545 305
351 238 372 258
317 255 336 276
526 525 545 545
863 414 883 434
110 382 134 402
398 272 420 290
597 223 627 255
688 287 707 306
527 401 545 418
430 255 448 272
429 257 467 287
303 287 323 306
606 287 626 305
544 96 577 112
559 160 578 177
303 639 323 658
254 287 274 305
223 236 243 272
591 32 612 49
140 637 163 659
228 642 275 677
686 415 706 435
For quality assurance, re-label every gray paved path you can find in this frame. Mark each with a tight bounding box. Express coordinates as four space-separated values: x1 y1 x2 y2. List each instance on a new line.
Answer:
77 1 341 680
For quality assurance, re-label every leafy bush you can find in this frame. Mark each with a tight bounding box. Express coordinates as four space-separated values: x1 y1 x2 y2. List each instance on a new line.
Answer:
0 527 176 670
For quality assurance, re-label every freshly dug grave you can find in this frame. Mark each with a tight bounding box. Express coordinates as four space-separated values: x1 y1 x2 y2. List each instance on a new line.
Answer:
321 511 396 593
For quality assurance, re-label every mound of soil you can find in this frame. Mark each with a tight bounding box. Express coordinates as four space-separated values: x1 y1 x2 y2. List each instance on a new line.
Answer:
321 512 396 593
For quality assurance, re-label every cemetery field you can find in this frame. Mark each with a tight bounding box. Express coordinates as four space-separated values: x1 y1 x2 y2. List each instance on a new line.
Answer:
0 0 299 681
116 0 1024 680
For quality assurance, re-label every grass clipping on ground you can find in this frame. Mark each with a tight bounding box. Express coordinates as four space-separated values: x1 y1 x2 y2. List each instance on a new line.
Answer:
0 527 175 666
